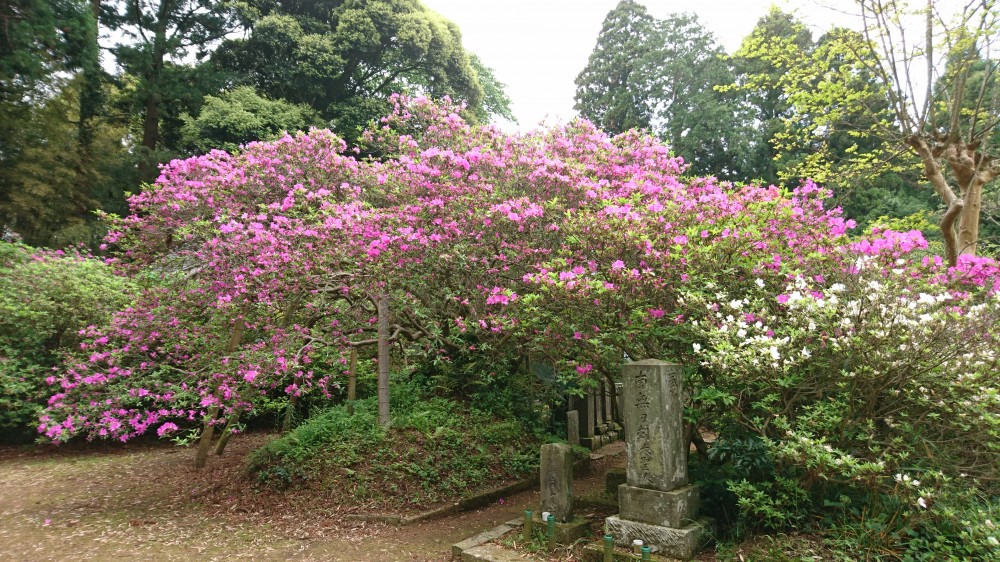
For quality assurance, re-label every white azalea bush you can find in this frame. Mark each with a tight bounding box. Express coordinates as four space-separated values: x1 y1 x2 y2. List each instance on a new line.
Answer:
690 250 1000 557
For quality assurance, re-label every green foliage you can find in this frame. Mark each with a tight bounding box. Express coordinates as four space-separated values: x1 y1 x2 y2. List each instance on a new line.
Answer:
247 381 542 507
468 53 516 124
179 86 323 154
214 0 488 143
575 5 760 180
0 241 133 441
0 77 130 246
690 260 1000 557
102 0 238 179
574 0 655 134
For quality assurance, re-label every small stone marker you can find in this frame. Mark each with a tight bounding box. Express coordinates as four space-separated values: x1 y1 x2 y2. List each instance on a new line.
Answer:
539 443 573 522
567 410 581 446
605 359 708 560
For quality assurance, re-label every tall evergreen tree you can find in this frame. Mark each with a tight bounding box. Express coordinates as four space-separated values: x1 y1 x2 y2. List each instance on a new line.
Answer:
573 0 655 134
0 0 96 241
727 7 814 185
640 13 752 179
101 0 238 181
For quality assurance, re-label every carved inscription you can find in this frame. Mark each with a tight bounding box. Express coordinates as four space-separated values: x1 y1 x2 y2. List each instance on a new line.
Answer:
634 370 652 486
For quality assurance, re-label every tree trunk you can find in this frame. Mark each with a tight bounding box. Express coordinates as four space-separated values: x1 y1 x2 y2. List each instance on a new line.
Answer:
213 407 242 456
193 316 245 469
281 394 298 432
957 179 983 257
138 4 169 182
377 294 391 427
346 347 357 415
193 404 220 469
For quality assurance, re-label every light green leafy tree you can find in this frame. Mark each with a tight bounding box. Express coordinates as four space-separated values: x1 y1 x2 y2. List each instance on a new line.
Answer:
213 0 496 143
179 86 324 154
853 0 1000 262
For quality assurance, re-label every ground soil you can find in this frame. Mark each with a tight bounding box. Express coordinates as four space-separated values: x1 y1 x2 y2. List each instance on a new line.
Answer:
0 433 626 561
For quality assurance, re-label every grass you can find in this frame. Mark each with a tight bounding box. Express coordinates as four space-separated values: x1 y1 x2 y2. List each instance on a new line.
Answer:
246 393 545 510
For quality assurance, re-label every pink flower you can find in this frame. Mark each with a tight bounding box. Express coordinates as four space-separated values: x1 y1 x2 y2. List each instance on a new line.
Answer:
156 422 178 437
649 308 665 319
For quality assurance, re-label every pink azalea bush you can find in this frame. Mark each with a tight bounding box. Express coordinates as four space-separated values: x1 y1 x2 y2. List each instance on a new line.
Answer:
38 97 999 503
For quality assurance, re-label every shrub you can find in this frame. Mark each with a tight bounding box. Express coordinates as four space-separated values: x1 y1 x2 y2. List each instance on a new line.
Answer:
0 241 133 441
690 233 1000 555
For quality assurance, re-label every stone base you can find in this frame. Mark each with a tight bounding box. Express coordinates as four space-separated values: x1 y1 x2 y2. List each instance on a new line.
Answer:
530 515 591 544
605 468 626 494
604 515 712 561
619 484 699 527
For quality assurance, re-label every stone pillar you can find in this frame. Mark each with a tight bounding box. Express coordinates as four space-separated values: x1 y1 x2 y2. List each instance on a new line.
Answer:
566 410 580 446
603 382 613 426
595 383 605 429
580 391 596 448
540 443 574 522
605 360 708 560
623 361 686 490
615 383 624 425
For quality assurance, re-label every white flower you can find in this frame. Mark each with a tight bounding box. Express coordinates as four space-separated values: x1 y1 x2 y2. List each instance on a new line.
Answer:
830 283 846 293
755 278 765 288
917 497 927 509
988 536 999 547
692 343 702 353
801 348 812 358
768 346 780 360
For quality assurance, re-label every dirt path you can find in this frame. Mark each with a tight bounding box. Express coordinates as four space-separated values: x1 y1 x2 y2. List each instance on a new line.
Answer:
0 436 623 561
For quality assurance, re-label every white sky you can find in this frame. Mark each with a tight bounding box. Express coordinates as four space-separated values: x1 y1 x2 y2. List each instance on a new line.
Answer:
420 0 862 131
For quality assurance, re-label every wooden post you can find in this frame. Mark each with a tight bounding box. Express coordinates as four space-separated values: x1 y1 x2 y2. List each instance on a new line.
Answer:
346 347 358 415
377 294 390 427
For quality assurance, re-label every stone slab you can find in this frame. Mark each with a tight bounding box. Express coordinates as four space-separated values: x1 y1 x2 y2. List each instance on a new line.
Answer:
622 360 687 491
540 443 574 522
460 543 534 562
618 484 699 528
579 541 678 561
582 392 596 438
452 524 513 558
604 515 712 561
567 410 580 446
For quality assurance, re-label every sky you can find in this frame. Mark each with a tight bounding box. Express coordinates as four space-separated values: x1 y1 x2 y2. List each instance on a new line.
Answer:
419 0 860 131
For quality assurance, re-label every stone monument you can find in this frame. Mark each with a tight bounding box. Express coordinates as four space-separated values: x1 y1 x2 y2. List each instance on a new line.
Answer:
540 443 574 522
605 359 708 560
